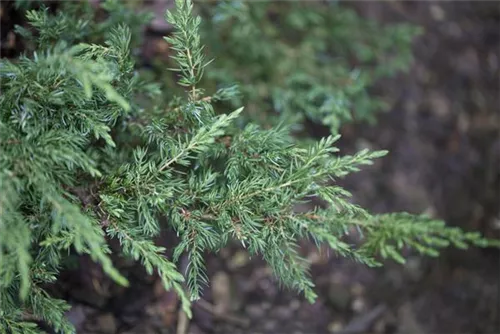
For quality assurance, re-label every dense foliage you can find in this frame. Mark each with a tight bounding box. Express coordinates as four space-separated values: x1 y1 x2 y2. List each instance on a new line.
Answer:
1 1 498 333
199 1 421 133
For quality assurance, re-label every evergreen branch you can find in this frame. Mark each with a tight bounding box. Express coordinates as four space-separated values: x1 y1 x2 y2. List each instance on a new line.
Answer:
106 220 192 318
295 209 499 265
0 316 40 334
165 0 212 101
158 107 243 171
218 141 386 210
0 171 32 298
1 43 131 112
27 286 74 334
262 237 317 303
42 192 128 287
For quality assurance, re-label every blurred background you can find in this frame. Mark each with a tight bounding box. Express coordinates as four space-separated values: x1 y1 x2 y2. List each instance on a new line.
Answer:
2 1 499 333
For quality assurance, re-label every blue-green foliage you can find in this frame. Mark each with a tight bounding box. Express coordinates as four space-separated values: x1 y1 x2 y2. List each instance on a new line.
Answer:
0 1 497 333
200 0 421 133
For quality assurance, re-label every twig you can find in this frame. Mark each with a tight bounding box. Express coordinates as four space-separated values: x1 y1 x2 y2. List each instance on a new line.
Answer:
0 139 21 145
195 299 250 328
340 304 387 334
176 310 189 334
